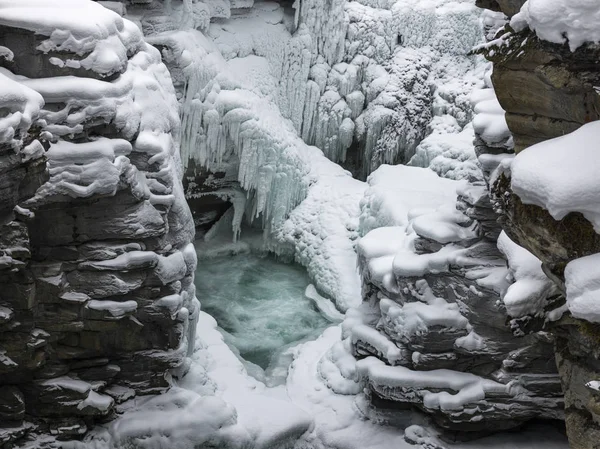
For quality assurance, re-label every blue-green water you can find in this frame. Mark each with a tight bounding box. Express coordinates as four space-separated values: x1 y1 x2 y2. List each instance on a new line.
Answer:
195 253 329 368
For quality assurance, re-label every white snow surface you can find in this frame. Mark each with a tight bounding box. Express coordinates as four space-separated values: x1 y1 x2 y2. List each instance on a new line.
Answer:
0 72 44 149
565 253 600 324
11 1 573 448
0 0 143 75
497 231 556 318
511 0 600 51
511 121 600 232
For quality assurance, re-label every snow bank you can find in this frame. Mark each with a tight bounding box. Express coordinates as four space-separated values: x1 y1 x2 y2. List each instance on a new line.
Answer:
511 0 600 51
471 86 511 146
565 253 600 323
511 121 600 232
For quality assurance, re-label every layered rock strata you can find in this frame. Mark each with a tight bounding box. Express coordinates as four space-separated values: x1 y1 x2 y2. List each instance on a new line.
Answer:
0 2 198 445
477 1 600 447
352 165 563 436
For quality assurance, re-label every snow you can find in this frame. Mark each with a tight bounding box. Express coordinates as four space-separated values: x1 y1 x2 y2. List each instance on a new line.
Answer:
471 86 512 146
0 0 143 76
511 121 600 232
511 0 600 51
359 164 464 235
87 300 138 318
378 286 469 342
0 72 44 149
7 1 575 447
497 231 557 318
358 356 515 411
565 253 600 324
351 323 405 365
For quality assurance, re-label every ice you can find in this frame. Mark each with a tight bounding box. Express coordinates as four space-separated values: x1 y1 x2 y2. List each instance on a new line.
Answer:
511 0 600 51
510 121 600 232
305 284 345 322
565 253 600 324
409 122 482 181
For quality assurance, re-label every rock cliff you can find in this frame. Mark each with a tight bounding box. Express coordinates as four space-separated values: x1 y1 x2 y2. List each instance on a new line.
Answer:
477 0 600 447
0 1 198 445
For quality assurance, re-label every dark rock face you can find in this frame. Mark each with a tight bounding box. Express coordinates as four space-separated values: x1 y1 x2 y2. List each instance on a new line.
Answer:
475 0 525 17
0 6 198 446
479 29 600 153
477 2 600 448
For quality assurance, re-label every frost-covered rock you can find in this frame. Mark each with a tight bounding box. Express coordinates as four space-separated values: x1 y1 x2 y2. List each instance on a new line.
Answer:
348 162 563 433
0 0 198 443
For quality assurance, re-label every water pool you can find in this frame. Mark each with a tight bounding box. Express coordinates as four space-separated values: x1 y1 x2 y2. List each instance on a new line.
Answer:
195 252 330 369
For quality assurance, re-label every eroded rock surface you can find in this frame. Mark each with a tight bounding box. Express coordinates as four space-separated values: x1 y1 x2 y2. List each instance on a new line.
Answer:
0 2 198 445
478 1 600 447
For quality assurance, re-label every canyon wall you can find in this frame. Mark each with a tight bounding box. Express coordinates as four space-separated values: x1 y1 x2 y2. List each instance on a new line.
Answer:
476 1 600 447
0 2 198 445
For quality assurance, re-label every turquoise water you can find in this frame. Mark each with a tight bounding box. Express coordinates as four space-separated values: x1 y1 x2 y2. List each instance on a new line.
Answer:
195 253 329 369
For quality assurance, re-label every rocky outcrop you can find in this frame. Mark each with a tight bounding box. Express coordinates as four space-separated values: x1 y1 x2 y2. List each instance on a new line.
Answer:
477 1 600 447
478 26 600 153
352 172 563 436
0 2 198 446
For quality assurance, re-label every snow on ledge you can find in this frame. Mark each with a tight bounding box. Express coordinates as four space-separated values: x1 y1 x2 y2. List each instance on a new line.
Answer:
511 121 600 232
0 0 143 75
511 0 600 51
0 72 44 148
565 253 600 324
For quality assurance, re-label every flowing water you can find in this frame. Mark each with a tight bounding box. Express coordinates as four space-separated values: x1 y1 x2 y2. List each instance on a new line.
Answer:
195 252 330 369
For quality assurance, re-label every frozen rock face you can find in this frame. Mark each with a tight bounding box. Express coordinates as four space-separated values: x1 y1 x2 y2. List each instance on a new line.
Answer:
0 1 198 445
477 1 600 447
350 163 563 436
476 15 600 153
341 13 564 435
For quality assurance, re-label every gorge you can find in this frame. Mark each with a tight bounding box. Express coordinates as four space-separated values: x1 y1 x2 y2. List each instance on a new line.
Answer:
0 0 598 448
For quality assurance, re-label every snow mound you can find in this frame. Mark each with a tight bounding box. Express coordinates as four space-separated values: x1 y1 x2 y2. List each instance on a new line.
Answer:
359 164 464 235
511 0 600 51
0 0 143 75
565 253 600 324
0 72 44 149
497 231 557 318
511 121 600 232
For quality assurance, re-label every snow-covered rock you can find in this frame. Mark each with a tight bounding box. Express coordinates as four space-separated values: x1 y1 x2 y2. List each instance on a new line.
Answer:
0 1 198 443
